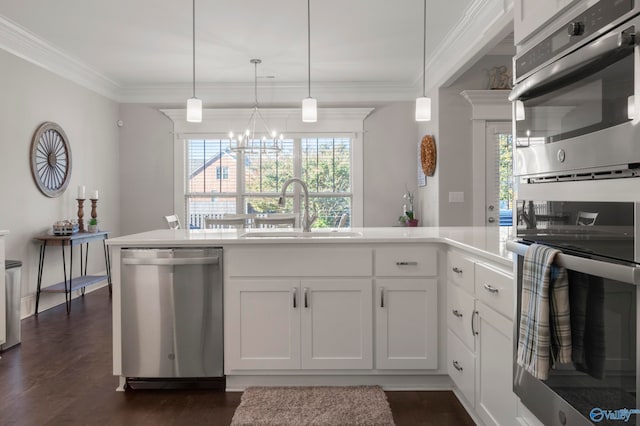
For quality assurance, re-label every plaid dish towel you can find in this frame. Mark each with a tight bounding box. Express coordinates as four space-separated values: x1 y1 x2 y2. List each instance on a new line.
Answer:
517 243 572 380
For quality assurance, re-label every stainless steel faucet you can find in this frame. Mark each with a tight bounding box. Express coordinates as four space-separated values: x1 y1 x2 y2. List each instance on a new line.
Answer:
278 178 317 232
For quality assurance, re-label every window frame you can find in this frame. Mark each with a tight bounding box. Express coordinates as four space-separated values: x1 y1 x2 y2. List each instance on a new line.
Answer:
166 107 371 228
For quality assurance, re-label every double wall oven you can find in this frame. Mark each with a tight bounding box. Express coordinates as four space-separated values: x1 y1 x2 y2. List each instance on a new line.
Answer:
509 1 640 424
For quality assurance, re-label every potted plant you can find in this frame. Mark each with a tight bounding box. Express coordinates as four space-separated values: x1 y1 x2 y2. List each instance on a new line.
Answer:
398 189 419 227
88 218 99 233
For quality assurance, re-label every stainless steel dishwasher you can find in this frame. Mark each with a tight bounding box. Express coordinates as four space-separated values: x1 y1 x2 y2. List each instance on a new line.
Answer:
121 248 223 388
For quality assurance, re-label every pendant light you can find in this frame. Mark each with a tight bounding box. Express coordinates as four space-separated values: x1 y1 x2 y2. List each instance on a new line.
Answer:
186 0 202 123
302 0 317 122
415 0 431 122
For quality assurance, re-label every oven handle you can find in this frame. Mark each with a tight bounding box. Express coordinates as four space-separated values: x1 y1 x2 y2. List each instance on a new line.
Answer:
509 25 636 101
506 241 640 285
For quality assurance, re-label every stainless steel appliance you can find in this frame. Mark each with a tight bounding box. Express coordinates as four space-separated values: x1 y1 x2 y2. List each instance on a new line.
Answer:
121 248 223 388
510 0 640 181
510 200 639 425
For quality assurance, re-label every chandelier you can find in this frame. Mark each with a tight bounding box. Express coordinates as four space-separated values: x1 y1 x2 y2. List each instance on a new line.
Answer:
230 59 283 152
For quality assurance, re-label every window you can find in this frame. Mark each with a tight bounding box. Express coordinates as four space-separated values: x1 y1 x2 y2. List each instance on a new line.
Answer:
216 166 229 180
185 137 353 228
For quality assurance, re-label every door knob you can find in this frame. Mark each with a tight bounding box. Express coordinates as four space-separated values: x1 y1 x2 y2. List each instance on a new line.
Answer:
488 217 495 223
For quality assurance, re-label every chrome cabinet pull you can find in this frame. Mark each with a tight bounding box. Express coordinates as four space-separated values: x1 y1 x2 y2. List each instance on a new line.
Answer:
452 266 463 274
304 287 309 308
452 309 463 318
471 310 479 336
483 283 499 294
380 287 385 308
452 360 463 372
293 288 297 309
396 261 418 266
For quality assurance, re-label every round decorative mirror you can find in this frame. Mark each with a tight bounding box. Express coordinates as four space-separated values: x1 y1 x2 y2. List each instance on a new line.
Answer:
30 122 72 197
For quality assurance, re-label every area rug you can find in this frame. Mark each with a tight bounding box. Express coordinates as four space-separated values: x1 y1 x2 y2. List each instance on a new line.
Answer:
230 386 396 426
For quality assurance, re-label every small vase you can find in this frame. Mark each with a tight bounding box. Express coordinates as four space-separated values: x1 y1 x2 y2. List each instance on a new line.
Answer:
88 224 98 233
407 219 419 227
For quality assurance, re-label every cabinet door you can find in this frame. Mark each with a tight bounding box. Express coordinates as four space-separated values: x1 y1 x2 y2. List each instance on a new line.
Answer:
301 279 372 370
514 0 577 45
375 279 438 369
475 301 517 426
0 238 5 345
226 279 300 371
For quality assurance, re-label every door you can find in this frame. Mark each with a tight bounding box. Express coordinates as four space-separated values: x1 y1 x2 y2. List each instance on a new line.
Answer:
226 279 300 371
475 301 517 426
301 279 372 369
485 123 513 227
375 279 438 369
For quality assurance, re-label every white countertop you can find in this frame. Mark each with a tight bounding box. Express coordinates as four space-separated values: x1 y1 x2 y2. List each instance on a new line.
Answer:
107 226 515 266
0 230 8 236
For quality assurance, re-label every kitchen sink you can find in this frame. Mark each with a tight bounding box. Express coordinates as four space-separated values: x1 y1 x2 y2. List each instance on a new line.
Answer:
240 230 362 238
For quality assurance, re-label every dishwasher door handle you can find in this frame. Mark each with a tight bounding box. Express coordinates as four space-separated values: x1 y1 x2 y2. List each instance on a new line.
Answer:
122 256 219 266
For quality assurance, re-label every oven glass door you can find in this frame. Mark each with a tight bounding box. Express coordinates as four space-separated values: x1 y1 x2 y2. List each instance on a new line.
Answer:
515 51 633 147
516 254 638 425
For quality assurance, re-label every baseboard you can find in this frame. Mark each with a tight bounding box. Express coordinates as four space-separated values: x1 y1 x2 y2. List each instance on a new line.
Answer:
225 374 453 392
20 271 109 318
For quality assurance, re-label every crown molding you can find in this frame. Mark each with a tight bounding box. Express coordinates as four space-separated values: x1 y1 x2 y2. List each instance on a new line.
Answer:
0 15 122 100
120 81 416 104
416 0 514 95
162 107 375 135
460 89 511 120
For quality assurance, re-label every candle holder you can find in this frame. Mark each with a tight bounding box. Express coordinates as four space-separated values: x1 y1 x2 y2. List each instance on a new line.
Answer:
76 199 86 232
90 198 98 222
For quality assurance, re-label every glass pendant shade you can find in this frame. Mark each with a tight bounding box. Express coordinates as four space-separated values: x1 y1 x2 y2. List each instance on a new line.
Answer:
415 96 431 122
515 100 525 121
187 97 202 122
302 97 317 123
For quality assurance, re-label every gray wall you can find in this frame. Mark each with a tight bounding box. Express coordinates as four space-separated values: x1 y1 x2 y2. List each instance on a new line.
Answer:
118 104 174 235
419 55 512 226
0 49 120 315
363 102 419 226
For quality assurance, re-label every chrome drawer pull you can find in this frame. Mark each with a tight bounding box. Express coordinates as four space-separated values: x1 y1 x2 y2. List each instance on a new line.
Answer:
483 283 499 294
452 360 463 372
396 261 418 266
452 267 463 274
452 309 463 318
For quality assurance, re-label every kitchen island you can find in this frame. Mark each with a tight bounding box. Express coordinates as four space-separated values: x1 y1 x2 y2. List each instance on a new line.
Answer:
107 226 516 424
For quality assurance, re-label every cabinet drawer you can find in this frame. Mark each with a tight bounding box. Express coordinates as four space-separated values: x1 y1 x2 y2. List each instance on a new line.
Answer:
225 246 372 277
447 285 475 351
375 246 437 277
475 263 514 319
447 329 475 407
448 251 475 293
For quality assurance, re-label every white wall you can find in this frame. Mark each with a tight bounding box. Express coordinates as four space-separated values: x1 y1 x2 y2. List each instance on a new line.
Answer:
363 102 420 226
0 49 120 316
118 104 174 235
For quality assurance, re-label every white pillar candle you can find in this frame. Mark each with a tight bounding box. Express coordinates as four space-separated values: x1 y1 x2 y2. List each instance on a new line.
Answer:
77 185 85 199
92 190 99 200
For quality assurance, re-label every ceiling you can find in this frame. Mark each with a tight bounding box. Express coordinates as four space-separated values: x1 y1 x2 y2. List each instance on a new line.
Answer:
0 0 432 102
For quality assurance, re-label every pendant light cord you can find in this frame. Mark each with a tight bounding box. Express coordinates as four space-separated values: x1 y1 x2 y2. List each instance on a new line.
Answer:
192 0 196 98
254 60 259 106
307 0 311 98
422 0 426 97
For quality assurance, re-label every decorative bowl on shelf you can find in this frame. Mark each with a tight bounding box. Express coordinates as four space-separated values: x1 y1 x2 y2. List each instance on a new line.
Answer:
52 221 79 236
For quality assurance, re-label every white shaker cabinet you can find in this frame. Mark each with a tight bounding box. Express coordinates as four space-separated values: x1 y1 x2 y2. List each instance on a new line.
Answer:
375 279 438 369
226 279 301 370
301 279 372 370
514 0 578 45
447 249 517 426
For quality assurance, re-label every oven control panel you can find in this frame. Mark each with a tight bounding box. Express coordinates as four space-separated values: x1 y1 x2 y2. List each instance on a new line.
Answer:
515 0 634 81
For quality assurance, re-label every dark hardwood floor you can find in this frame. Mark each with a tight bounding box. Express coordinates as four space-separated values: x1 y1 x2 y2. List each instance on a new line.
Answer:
0 287 474 425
